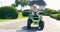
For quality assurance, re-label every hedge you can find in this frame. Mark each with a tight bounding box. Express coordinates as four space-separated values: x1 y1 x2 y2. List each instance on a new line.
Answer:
39 8 58 16
58 10 60 14
0 6 18 19
50 14 60 20
22 9 31 17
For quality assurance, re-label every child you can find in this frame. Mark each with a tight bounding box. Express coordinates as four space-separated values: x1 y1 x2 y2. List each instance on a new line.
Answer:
32 4 38 15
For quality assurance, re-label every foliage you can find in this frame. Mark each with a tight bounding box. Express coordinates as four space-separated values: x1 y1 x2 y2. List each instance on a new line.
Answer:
0 6 18 19
18 10 22 12
22 9 31 17
11 4 17 7
50 14 60 20
11 0 30 11
58 10 60 14
39 8 58 16
12 0 30 7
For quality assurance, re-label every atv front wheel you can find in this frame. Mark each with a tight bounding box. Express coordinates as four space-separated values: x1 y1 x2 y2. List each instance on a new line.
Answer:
27 19 32 29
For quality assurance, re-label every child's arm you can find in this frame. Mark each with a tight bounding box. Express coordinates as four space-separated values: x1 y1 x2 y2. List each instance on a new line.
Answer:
37 11 43 14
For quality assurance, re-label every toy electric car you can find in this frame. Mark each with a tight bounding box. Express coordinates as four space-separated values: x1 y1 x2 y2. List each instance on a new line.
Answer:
27 12 44 30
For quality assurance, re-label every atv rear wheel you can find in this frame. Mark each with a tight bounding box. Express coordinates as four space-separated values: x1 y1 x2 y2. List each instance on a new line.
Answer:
39 20 44 30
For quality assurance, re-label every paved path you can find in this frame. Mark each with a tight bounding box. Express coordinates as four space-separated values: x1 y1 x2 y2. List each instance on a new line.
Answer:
0 16 60 32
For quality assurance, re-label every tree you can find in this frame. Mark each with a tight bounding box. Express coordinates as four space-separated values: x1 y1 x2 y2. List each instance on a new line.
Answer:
12 0 30 11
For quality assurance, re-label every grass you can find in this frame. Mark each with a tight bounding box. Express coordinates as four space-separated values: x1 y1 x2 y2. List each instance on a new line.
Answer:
0 19 10 22
0 12 27 22
17 12 27 19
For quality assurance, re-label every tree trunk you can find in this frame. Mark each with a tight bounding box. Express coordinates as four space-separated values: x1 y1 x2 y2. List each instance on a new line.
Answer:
21 5 23 11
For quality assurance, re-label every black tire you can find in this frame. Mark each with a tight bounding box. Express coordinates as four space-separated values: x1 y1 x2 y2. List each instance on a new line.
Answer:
27 18 32 29
39 20 44 30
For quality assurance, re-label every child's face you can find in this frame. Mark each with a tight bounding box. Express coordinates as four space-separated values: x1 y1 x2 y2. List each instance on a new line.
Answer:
33 6 37 10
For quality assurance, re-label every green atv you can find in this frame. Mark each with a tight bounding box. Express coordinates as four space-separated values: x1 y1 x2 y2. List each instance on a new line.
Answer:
27 12 44 30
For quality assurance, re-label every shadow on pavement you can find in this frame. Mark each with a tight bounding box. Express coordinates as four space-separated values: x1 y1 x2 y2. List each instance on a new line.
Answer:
16 20 44 32
16 26 43 32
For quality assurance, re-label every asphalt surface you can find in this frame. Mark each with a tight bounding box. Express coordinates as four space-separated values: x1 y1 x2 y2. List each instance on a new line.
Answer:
0 16 60 32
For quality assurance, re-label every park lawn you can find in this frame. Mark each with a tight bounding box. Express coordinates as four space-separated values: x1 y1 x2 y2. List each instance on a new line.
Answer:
17 12 27 19
0 12 27 22
0 19 10 22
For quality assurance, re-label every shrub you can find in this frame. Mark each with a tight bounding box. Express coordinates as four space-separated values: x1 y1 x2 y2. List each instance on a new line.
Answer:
41 8 58 16
0 6 18 19
18 10 22 12
23 9 30 11
39 11 45 15
11 4 17 7
58 10 60 14
22 9 31 17
50 14 60 20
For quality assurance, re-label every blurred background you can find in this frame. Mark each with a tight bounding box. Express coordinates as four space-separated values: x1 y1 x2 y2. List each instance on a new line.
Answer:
0 0 60 10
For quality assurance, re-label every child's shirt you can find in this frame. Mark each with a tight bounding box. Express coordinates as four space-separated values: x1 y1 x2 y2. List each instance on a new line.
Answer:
32 9 38 15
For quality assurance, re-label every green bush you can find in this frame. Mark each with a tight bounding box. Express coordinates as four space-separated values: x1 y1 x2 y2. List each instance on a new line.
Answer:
50 14 60 20
23 9 30 11
0 6 18 19
39 11 45 15
42 8 58 16
22 9 31 17
18 10 22 12
58 10 60 14
11 4 17 7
